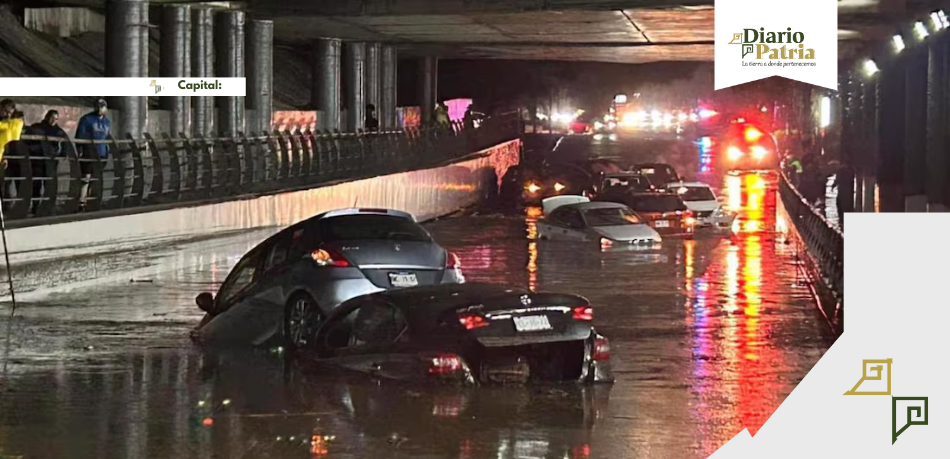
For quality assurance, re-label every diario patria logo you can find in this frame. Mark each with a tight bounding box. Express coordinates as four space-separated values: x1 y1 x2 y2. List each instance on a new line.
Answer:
728 28 816 66
843 358 929 444
149 79 162 94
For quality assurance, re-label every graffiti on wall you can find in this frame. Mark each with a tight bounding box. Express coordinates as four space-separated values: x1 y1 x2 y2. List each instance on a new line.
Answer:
272 111 318 132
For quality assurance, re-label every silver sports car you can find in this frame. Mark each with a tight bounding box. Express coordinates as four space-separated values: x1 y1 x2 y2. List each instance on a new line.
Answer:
536 196 662 247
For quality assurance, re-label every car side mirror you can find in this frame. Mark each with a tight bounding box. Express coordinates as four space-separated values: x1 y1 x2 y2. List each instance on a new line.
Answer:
196 292 215 313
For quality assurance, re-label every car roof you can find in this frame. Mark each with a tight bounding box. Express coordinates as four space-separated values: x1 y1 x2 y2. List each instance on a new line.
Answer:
603 171 647 178
343 283 589 327
566 201 630 211
314 208 416 221
667 181 711 188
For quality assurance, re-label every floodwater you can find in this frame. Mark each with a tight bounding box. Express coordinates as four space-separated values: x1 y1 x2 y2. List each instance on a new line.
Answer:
0 133 833 459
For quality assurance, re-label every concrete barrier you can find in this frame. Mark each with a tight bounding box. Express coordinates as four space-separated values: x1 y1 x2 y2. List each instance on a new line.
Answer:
2 139 520 298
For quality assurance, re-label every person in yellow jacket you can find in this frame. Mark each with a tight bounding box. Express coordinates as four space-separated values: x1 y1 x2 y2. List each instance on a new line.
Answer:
0 99 25 165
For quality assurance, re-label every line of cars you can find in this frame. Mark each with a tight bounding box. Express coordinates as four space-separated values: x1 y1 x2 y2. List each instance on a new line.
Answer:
533 161 736 246
192 207 614 386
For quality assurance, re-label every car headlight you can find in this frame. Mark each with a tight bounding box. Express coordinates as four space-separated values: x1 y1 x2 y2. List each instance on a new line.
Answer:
750 146 768 159
727 146 744 161
554 182 566 192
525 182 541 193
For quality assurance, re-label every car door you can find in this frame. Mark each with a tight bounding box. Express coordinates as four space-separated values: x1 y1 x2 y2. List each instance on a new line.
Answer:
200 248 268 344
547 208 587 241
314 298 409 379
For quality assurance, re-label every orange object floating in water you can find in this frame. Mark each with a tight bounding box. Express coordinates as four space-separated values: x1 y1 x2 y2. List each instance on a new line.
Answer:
202 418 214 427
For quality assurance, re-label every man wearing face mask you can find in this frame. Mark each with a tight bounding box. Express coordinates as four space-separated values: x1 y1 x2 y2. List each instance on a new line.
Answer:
75 99 111 208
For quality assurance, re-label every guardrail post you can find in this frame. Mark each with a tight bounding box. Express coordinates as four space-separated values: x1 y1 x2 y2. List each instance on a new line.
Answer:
301 128 315 178
159 133 183 201
198 138 214 198
31 138 61 217
1 142 32 219
239 132 256 187
144 133 166 203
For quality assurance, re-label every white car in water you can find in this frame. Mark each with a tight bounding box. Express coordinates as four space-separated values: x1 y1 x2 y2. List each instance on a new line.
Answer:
536 196 662 247
666 181 735 230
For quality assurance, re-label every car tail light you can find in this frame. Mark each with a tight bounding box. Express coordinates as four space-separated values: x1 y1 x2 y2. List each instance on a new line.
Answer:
425 353 465 376
572 306 594 321
458 313 489 330
445 252 461 269
593 336 610 361
310 248 351 267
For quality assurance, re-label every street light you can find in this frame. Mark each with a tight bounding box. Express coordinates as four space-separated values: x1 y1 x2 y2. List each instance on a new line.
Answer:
892 34 905 53
914 21 929 40
863 59 880 77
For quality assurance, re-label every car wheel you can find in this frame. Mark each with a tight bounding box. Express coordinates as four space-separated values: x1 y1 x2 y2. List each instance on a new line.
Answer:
283 293 323 351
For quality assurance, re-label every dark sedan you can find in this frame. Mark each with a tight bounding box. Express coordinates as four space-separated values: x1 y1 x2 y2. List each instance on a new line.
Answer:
596 190 696 237
301 283 614 385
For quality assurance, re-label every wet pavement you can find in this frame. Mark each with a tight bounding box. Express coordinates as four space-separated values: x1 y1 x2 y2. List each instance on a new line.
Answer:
0 133 833 459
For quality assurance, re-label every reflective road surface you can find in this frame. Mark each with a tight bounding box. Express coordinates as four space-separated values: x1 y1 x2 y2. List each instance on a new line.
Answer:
0 133 833 459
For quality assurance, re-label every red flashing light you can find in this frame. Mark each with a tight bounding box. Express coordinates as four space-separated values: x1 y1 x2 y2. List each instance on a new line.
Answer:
744 126 763 142
572 306 594 321
458 313 489 330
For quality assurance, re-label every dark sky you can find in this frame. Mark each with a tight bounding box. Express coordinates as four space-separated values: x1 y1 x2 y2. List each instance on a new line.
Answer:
399 59 715 113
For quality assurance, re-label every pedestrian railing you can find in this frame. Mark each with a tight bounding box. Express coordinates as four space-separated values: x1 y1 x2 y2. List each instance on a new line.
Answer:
778 170 844 333
0 113 522 221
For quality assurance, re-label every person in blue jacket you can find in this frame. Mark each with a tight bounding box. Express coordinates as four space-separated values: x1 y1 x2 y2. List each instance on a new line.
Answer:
74 98 111 208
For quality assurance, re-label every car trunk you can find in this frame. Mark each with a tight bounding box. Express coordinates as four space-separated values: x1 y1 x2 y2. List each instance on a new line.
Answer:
459 305 592 384
326 240 447 289
638 211 687 233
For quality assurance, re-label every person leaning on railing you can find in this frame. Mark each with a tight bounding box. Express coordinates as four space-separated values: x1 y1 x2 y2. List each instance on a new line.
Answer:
23 110 68 214
74 98 111 209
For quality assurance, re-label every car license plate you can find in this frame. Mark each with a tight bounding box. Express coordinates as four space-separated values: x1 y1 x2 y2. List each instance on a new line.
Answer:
513 315 553 332
389 272 418 288
654 220 670 228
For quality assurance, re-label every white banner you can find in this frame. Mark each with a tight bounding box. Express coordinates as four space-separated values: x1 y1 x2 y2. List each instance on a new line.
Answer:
714 0 837 90
0 78 246 97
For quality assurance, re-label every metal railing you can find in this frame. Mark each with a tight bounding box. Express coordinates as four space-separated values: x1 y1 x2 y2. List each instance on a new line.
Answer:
0 113 523 221
777 170 844 333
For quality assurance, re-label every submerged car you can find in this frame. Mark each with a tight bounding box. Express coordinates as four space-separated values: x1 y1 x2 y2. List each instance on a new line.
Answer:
536 196 661 247
521 162 595 204
191 208 464 349
667 181 736 230
630 163 681 186
302 283 614 385
596 191 696 237
596 171 656 197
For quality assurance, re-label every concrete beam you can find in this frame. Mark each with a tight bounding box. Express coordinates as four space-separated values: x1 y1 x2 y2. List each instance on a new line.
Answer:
344 42 365 131
214 10 245 136
381 45 397 129
246 19 274 134
191 8 214 138
105 0 148 139
160 5 191 137
418 56 437 126
311 38 342 131
364 42 382 121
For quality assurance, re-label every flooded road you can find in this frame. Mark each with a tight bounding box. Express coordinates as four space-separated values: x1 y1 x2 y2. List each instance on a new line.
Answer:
0 134 833 459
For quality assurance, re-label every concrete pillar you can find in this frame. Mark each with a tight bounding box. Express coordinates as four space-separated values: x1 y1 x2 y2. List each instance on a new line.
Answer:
418 56 438 126
344 42 365 131
878 53 906 212
214 10 245 136
105 0 148 139
381 45 397 129
927 33 949 211
160 5 191 136
364 42 381 117
904 43 928 212
246 20 273 134
191 8 214 138
311 39 341 131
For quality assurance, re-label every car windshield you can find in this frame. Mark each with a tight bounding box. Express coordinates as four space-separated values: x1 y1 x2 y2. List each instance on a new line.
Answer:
629 195 688 213
677 186 716 201
634 165 676 183
583 207 642 226
318 215 432 242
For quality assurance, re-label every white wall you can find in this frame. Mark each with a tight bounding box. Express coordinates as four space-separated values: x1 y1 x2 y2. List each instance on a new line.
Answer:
2 139 521 296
